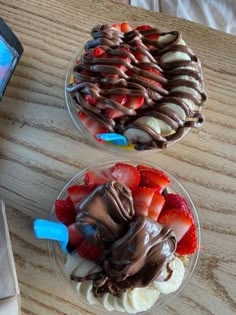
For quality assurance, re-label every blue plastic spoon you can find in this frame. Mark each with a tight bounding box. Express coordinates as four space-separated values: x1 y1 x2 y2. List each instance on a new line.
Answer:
96 133 128 146
33 219 69 253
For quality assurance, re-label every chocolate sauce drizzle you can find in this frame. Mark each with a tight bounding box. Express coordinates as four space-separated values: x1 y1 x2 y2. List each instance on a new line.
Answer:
67 24 207 150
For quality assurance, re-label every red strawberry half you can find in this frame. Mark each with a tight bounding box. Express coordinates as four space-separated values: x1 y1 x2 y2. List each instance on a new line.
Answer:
163 193 191 213
55 197 76 226
133 187 164 220
111 162 140 191
136 25 153 31
77 240 103 261
139 168 170 192
158 208 193 242
148 192 165 221
78 111 108 140
84 167 114 189
68 223 84 248
176 223 198 255
133 187 154 216
67 185 93 210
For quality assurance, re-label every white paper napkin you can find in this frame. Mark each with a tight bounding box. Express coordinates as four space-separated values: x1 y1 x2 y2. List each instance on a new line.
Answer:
0 200 20 315
131 0 236 34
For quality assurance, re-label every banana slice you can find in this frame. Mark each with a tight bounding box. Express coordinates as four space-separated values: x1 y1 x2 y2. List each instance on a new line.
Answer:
80 280 99 305
100 293 116 311
162 51 191 64
65 252 102 278
154 257 185 294
109 294 126 312
129 286 160 313
118 289 135 313
158 33 176 44
170 85 202 101
171 75 200 84
135 116 172 136
124 127 152 144
163 103 186 121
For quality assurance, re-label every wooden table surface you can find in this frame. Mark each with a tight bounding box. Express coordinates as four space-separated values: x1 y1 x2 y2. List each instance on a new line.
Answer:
0 0 235 314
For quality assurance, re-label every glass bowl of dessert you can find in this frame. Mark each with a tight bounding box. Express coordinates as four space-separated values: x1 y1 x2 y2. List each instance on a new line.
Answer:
65 22 207 154
49 159 201 314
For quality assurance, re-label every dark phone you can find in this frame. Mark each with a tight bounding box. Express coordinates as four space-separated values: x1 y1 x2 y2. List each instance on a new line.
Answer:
0 17 23 98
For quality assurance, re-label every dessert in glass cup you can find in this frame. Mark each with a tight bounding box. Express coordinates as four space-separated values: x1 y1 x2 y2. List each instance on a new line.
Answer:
65 22 207 152
49 159 201 314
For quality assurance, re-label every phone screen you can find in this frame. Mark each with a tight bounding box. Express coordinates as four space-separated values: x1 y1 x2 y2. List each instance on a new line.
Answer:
0 35 17 96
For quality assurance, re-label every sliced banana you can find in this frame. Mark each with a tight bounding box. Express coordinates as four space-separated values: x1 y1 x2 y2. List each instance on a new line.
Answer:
162 51 191 64
154 257 185 294
118 289 136 314
163 103 186 121
100 293 116 311
171 74 200 84
109 294 126 312
158 33 176 44
124 127 152 144
80 280 99 305
129 286 160 313
170 85 201 101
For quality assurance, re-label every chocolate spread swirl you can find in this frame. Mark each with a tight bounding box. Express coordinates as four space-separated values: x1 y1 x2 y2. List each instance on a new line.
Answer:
67 24 207 149
71 181 177 297
76 181 134 248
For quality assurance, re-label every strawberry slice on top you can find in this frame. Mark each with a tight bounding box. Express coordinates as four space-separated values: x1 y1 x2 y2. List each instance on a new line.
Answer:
176 223 198 255
139 167 170 192
132 187 164 220
163 193 191 213
158 208 193 242
78 111 108 141
132 187 154 216
55 197 76 226
67 185 93 210
84 167 114 189
111 162 140 191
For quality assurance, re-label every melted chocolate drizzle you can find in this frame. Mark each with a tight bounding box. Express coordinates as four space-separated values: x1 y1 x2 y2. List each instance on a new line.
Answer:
67 24 207 150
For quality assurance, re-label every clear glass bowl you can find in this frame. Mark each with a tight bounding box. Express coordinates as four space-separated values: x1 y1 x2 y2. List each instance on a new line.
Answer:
64 33 194 155
49 159 201 315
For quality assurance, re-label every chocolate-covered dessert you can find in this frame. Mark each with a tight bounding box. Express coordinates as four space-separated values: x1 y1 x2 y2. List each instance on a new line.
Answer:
67 22 207 150
54 162 199 313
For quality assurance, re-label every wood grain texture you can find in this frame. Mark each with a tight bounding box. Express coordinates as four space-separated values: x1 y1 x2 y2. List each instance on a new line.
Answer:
0 0 235 314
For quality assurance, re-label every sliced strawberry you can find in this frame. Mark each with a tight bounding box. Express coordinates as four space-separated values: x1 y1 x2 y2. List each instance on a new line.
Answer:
91 47 105 57
84 168 114 188
121 22 132 33
68 223 84 248
136 25 153 31
102 64 127 78
158 208 193 242
140 66 163 78
84 95 98 106
163 194 191 213
78 111 108 140
105 94 127 119
125 95 144 110
111 163 140 191
133 51 150 62
132 187 154 216
148 192 165 221
55 197 76 226
112 23 121 31
67 185 92 210
77 240 103 261
176 223 198 255
139 169 170 192
105 108 124 119
146 33 160 41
